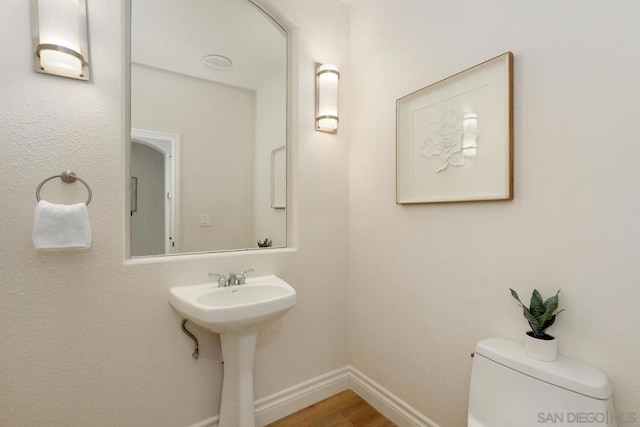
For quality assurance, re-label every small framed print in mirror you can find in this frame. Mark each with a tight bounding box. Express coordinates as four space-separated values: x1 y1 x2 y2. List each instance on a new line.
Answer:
271 146 286 209
396 52 513 204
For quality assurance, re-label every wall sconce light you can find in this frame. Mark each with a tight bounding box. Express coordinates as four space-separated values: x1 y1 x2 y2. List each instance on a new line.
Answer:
315 64 340 134
30 0 90 81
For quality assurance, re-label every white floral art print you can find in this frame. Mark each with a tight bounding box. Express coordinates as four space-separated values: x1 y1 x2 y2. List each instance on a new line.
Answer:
396 53 513 204
420 109 478 173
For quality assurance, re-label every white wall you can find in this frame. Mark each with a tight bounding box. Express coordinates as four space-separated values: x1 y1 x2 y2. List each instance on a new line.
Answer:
348 0 640 425
132 63 256 252
0 0 350 426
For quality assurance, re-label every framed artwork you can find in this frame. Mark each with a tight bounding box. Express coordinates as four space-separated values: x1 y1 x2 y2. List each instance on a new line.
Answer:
271 146 286 209
396 52 513 204
130 176 138 213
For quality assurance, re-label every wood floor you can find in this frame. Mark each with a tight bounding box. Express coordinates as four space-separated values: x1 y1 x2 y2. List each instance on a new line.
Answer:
266 390 396 427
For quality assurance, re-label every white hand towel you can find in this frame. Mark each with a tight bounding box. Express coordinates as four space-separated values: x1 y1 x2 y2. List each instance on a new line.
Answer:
33 200 92 250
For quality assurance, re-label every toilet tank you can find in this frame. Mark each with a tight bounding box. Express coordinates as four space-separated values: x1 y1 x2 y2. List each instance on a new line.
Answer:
468 338 617 427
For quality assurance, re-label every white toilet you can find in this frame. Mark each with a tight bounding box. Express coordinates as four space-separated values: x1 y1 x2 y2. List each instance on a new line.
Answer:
468 338 617 427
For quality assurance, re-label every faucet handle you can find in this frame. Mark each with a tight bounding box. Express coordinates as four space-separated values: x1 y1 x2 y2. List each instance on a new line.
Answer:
209 273 227 287
238 269 254 285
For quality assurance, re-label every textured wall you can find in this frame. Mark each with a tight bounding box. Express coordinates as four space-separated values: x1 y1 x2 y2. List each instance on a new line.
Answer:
0 0 350 425
348 0 640 425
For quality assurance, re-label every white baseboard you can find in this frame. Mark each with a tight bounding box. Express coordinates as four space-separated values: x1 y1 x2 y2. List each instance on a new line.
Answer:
188 415 217 427
187 365 438 427
255 367 350 426
348 366 439 427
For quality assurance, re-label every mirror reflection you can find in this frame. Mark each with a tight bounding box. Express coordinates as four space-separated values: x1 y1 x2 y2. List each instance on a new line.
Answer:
129 0 287 257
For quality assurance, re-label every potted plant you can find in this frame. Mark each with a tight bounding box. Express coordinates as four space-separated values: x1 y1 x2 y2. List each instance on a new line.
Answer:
510 288 564 362
257 238 272 248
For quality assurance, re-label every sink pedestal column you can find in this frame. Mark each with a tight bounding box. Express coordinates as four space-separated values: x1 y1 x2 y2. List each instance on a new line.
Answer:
218 329 258 427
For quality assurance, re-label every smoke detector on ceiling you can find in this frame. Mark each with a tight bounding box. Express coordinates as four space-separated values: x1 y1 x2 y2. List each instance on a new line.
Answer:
201 54 233 71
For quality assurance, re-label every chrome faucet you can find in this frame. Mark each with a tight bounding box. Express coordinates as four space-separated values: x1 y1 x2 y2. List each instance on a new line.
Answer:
237 269 254 285
209 269 254 287
227 272 239 286
209 273 227 287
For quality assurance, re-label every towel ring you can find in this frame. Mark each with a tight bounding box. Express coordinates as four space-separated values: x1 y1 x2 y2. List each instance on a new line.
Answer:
36 171 92 205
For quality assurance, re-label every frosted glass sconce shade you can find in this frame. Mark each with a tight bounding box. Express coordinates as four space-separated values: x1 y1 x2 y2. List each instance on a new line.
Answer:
31 0 90 81
315 64 340 133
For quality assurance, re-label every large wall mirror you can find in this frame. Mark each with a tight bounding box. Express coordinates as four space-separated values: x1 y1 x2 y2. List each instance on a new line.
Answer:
129 0 287 257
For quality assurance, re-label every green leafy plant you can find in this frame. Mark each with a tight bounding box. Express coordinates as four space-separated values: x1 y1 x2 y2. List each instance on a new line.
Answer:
257 238 272 248
510 288 564 340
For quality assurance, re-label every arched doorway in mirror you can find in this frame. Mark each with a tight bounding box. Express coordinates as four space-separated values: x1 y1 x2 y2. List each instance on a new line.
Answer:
130 128 179 256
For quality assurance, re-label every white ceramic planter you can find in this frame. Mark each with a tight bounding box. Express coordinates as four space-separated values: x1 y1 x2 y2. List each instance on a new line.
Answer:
524 332 558 362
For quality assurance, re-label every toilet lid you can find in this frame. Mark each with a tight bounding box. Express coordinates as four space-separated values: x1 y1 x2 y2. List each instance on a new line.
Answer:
475 338 612 400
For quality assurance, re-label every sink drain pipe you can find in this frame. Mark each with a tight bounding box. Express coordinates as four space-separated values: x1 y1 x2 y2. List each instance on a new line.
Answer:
181 319 199 360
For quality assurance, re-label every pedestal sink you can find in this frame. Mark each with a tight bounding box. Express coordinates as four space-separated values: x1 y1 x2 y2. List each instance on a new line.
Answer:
169 275 296 427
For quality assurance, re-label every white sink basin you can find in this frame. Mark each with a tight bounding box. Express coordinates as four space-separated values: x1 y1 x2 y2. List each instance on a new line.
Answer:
169 275 296 334
170 275 296 426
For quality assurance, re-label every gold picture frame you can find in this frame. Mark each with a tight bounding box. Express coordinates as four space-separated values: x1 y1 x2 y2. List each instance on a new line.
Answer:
396 52 513 204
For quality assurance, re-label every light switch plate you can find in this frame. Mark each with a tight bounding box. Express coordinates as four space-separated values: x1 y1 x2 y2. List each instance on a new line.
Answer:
199 213 212 227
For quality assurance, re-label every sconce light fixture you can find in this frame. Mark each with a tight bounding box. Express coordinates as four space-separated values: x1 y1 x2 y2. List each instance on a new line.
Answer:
315 63 340 133
30 0 90 81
